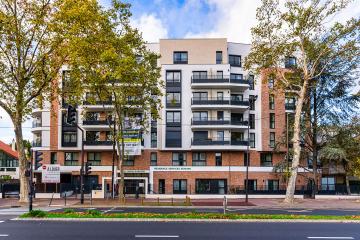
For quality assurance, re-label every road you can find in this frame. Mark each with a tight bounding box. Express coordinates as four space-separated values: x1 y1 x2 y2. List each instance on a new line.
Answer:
50 206 360 216
0 219 359 240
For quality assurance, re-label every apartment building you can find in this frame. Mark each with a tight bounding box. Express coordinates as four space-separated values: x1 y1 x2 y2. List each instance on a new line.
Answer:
31 38 313 197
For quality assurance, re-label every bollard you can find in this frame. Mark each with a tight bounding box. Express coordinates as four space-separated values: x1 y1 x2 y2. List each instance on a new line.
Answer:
171 197 174 206
141 197 144 206
223 196 227 215
90 190 93 205
157 197 160 206
64 192 67 206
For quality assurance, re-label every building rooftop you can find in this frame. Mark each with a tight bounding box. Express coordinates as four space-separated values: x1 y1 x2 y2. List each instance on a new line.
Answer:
0 140 18 159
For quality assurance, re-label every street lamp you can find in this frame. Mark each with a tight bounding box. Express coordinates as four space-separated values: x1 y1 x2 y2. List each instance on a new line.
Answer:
245 95 257 204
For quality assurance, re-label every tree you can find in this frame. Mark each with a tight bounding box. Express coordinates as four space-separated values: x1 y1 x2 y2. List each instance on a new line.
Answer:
245 0 360 204
318 118 360 194
0 0 114 202
66 1 162 201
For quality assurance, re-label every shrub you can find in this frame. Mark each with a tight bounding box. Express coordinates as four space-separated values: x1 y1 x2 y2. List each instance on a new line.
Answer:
86 209 102 216
26 210 46 218
64 208 75 214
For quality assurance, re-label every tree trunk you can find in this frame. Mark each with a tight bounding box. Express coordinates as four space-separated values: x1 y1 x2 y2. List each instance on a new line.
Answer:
312 87 318 196
14 120 29 203
116 120 126 203
345 175 351 195
284 79 309 204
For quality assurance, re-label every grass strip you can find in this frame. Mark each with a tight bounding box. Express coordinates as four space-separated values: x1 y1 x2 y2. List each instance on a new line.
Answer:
20 210 360 220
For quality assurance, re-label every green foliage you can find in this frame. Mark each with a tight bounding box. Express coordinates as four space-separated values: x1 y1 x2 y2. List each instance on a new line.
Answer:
23 210 46 218
86 209 102 216
63 208 75 214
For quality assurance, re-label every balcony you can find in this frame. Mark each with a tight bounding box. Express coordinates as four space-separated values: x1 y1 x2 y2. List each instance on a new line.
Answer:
31 121 42 132
191 98 249 111
83 99 113 110
191 75 249 90
84 140 113 146
191 138 248 150
191 118 248 130
32 139 42 147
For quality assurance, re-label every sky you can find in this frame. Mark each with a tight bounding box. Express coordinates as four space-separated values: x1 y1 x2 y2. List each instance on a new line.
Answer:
0 0 360 144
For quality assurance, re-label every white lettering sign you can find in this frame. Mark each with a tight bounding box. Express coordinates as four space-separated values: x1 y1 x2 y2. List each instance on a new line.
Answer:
42 164 60 183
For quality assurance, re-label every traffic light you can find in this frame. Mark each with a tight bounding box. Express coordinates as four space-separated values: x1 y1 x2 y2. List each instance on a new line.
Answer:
85 162 92 175
34 151 43 170
66 105 77 125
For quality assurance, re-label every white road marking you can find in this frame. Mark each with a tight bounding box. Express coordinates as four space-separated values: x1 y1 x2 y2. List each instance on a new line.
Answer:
102 207 116 214
286 209 312 213
307 237 354 239
0 221 4 223
135 235 179 238
0 234 8 237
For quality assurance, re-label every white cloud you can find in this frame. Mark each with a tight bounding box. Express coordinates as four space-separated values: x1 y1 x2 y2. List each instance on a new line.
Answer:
185 0 261 43
131 14 168 42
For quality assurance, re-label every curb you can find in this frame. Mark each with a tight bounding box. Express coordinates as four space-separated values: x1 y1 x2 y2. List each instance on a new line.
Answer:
13 217 360 223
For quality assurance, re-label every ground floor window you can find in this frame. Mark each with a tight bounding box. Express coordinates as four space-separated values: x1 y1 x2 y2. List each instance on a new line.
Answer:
321 176 335 191
158 179 165 194
265 179 279 191
244 179 257 191
195 179 227 194
173 179 187 194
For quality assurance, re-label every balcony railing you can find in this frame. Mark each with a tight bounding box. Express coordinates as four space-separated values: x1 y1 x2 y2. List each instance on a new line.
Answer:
82 120 114 125
192 98 249 106
192 118 248 126
83 140 113 146
192 138 248 146
285 103 296 110
191 75 249 85
33 140 42 147
83 100 112 105
32 121 42 128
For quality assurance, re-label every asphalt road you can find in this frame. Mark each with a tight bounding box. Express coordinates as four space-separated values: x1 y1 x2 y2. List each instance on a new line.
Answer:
50 206 360 216
0 219 359 240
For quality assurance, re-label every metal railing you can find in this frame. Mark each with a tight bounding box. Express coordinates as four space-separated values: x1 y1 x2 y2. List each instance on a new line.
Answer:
82 120 114 125
83 140 113 146
192 118 248 126
191 75 249 85
32 121 42 128
192 97 249 106
192 138 248 146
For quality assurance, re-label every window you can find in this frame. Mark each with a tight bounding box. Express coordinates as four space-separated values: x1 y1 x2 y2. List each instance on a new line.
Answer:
158 179 165 194
270 132 275 148
172 152 186 166
196 179 227 194
105 131 113 141
250 133 255 148
193 92 208 100
192 152 206 166
217 92 224 100
229 55 241 67
151 131 157 148
217 111 224 120
230 73 243 80
166 111 181 123
268 78 274 89
62 131 77 147
166 130 181 147
216 51 223 64
50 152 57 164
215 153 222 166
269 95 275 110
244 179 257 191
150 152 157 166
173 51 188 64
64 152 78 166
166 71 181 84
86 131 100 142
193 71 207 79
87 152 101 166
217 131 224 141
194 131 208 140
321 177 335 191
85 112 100 121
216 71 223 78
285 95 296 110
173 179 187 194
266 180 279 191
285 56 297 68
166 92 181 107
231 94 243 101
261 153 273 166
248 75 255 90
244 152 250 166
193 112 208 121
249 114 255 129
270 113 275 129
249 95 255 110
123 155 135 166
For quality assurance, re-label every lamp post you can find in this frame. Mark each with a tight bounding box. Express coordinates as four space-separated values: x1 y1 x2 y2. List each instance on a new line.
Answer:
245 95 257 204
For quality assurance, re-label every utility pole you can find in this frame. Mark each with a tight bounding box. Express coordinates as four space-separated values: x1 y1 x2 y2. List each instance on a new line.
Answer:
28 150 33 212
111 119 116 199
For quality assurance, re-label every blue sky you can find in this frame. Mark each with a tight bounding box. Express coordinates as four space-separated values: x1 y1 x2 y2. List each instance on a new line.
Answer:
1 0 360 144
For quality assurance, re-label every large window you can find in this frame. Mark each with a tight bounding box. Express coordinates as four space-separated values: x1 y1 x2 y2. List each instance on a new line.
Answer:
123 155 135 166
86 131 100 142
270 132 275 148
192 152 206 166
270 113 275 129
87 152 101 166
166 71 181 84
62 131 77 147
151 132 157 148
249 95 256 110
215 153 222 166
166 111 181 123
166 130 181 147
172 152 186 166
173 51 188 64
166 92 181 107
265 180 279 191
250 133 255 148
260 153 272 166
321 177 335 191
229 55 241 67
195 179 227 194
244 179 257 191
248 75 255 90
64 152 78 166
230 73 243 80
216 51 223 64
193 92 208 100
85 112 100 121
0 151 18 167
193 71 207 79
193 111 208 121
173 179 187 194
50 152 57 164
285 56 297 68
150 152 157 166
244 152 250 166
269 95 275 110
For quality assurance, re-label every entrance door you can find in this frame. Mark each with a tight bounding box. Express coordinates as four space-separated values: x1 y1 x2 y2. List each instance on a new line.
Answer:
158 179 165 194
124 179 145 194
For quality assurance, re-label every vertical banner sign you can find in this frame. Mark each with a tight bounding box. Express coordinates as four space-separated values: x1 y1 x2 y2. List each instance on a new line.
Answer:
117 116 142 156
42 164 61 183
